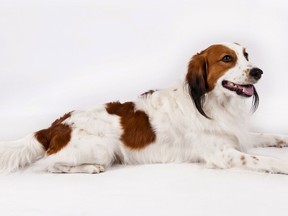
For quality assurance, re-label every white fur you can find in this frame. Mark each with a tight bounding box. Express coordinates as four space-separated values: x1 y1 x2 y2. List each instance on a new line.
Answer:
1 42 288 174
0 134 44 173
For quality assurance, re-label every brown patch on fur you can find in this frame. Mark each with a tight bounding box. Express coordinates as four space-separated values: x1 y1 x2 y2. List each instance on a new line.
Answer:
141 90 157 97
276 138 285 147
186 44 238 118
51 112 72 126
106 101 156 149
35 112 72 155
186 44 237 92
206 45 238 91
240 155 246 166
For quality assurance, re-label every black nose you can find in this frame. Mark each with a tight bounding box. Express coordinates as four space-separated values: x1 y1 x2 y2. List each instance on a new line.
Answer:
249 67 263 80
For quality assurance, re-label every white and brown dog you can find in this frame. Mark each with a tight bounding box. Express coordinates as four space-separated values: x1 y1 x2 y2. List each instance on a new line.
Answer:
1 42 288 174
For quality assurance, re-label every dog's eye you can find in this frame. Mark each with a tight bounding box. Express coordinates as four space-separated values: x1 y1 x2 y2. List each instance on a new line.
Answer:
221 55 233 63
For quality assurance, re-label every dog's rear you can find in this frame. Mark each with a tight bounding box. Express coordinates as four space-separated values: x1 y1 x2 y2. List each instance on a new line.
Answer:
0 134 44 173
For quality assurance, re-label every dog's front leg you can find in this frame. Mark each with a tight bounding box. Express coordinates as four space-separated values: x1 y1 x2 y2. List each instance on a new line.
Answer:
210 148 288 174
249 132 288 148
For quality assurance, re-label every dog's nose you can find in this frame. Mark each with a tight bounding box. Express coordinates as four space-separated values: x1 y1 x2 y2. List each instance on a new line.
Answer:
249 67 263 80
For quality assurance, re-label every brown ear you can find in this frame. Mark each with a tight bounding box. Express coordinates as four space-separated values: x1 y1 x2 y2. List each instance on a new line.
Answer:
186 54 210 119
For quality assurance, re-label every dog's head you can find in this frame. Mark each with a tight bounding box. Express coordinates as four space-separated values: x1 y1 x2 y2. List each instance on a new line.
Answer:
186 42 263 119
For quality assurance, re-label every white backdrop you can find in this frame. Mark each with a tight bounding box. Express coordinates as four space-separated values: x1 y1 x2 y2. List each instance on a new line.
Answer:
0 0 288 139
2 1 288 216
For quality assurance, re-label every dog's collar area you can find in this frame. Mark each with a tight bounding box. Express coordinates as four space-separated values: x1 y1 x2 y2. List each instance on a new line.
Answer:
222 80 254 97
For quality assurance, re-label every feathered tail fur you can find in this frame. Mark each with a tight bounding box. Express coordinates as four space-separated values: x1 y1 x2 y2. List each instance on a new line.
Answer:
0 134 45 174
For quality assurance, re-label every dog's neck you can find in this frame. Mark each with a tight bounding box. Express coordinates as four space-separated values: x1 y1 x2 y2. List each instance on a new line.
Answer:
203 90 250 122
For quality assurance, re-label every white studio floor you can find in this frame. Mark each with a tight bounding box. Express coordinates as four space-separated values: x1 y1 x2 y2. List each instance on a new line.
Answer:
1 147 288 216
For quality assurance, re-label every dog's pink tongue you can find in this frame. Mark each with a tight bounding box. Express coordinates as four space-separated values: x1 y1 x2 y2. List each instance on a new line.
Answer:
242 85 254 96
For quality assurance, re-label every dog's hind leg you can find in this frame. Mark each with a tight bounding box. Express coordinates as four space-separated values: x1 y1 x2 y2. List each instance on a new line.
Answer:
48 164 105 174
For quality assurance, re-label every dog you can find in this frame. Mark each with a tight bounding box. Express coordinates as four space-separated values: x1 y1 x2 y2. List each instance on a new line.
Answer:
1 42 288 174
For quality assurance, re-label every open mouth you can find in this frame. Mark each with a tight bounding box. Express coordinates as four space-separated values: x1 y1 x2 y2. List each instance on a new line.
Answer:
222 80 255 97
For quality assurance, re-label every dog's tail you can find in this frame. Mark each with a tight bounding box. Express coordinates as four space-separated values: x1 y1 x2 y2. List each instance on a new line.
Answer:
0 134 45 174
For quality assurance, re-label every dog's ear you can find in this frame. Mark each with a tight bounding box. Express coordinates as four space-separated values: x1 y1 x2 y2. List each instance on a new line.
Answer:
186 54 210 119
251 87 259 113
